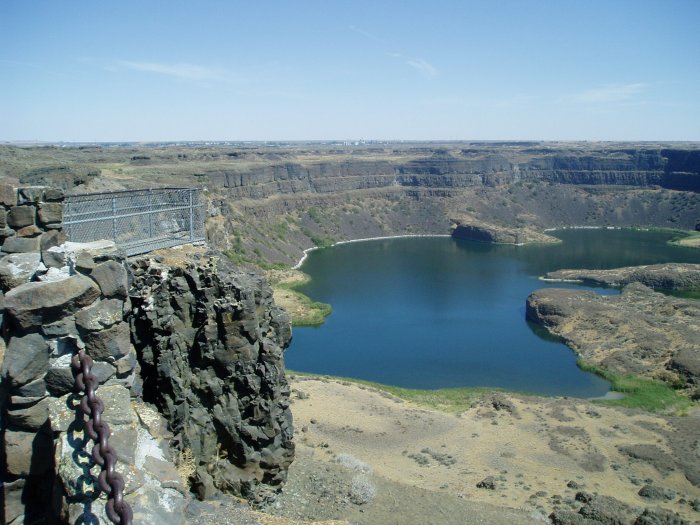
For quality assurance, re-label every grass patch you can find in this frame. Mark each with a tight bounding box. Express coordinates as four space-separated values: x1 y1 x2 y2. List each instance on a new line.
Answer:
288 371 495 414
578 360 693 413
282 288 332 326
275 276 332 327
668 229 700 248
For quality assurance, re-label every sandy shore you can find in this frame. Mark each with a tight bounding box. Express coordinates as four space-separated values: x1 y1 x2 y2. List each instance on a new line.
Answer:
291 234 452 269
271 376 700 524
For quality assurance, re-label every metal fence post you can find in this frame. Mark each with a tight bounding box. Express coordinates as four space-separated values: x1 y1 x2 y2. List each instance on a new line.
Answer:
148 189 153 238
189 189 194 242
111 196 117 242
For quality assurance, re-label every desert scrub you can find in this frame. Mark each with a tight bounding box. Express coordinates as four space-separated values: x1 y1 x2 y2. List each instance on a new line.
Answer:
349 474 376 505
334 453 372 474
176 448 196 485
578 360 693 413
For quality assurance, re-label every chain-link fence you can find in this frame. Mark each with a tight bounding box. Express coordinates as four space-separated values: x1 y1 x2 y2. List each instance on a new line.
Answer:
64 188 205 256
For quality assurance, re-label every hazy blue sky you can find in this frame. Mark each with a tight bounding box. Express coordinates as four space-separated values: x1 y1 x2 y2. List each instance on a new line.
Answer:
2 0 699 142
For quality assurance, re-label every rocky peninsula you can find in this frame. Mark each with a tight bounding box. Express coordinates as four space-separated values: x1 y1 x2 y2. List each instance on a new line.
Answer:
543 262 700 291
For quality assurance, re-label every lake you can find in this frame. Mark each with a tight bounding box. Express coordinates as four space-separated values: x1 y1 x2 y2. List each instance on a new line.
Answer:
286 229 700 397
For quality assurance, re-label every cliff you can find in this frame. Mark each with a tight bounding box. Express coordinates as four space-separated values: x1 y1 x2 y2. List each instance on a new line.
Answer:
129 255 294 503
0 185 295 523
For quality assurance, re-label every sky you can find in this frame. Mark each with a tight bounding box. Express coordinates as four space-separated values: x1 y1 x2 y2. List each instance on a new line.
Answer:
1 0 699 142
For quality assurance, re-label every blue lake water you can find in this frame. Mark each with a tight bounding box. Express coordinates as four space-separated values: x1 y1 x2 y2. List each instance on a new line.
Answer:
286 229 700 397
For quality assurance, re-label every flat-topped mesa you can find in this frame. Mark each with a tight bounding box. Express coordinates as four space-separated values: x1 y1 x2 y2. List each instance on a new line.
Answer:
542 263 700 291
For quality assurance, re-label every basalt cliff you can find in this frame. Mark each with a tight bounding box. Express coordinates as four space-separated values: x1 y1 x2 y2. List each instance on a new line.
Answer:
0 185 294 524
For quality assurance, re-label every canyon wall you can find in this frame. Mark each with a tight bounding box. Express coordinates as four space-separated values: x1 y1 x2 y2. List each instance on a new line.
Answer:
208 147 700 199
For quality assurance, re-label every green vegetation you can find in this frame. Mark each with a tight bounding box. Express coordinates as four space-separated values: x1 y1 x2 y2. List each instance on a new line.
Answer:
289 361 697 415
367 383 496 414
222 248 287 271
668 229 700 248
577 360 693 413
300 227 335 248
275 278 332 327
287 372 502 414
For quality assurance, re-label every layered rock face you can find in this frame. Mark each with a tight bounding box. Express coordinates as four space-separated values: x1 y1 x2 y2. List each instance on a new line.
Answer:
209 147 700 198
129 255 294 502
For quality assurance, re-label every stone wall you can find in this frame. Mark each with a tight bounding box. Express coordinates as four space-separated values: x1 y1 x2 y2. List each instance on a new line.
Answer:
0 185 295 523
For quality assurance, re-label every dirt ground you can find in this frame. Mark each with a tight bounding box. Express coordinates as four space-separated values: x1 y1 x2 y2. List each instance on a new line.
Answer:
259 377 700 525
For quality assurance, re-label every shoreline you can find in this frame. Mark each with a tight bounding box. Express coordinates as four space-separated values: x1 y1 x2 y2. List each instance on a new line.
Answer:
291 233 452 270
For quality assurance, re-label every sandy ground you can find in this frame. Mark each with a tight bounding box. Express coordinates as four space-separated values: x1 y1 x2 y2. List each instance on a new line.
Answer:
677 236 700 248
274 377 700 524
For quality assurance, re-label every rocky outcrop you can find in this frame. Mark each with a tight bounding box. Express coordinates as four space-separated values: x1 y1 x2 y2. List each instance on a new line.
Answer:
451 219 560 245
526 284 700 388
543 263 700 291
128 255 294 503
1 185 296 523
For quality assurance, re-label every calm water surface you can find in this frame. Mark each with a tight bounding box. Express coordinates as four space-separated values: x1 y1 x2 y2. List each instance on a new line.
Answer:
287 230 700 397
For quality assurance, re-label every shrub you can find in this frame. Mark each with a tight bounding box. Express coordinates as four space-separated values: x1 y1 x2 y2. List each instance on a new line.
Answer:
349 474 376 505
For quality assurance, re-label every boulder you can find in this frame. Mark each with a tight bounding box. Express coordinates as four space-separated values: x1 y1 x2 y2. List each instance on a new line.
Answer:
0 252 42 291
5 429 54 475
37 202 62 225
6 396 50 430
75 298 124 332
2 332 50 387
2 235 41 253
7 205 36 229
82 321 132 360
43 187 64 201
13 377 47 397
45 367 75 396
637 484 676 501
668 348 700 385
4 274 100 330
0 183 17 206
15 224 42 237
40 230 67 268
17 187 45 204
89 260 128 298
2 479 27 524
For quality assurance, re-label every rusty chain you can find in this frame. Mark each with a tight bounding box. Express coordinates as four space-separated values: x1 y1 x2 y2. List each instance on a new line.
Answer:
73 349 134 525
